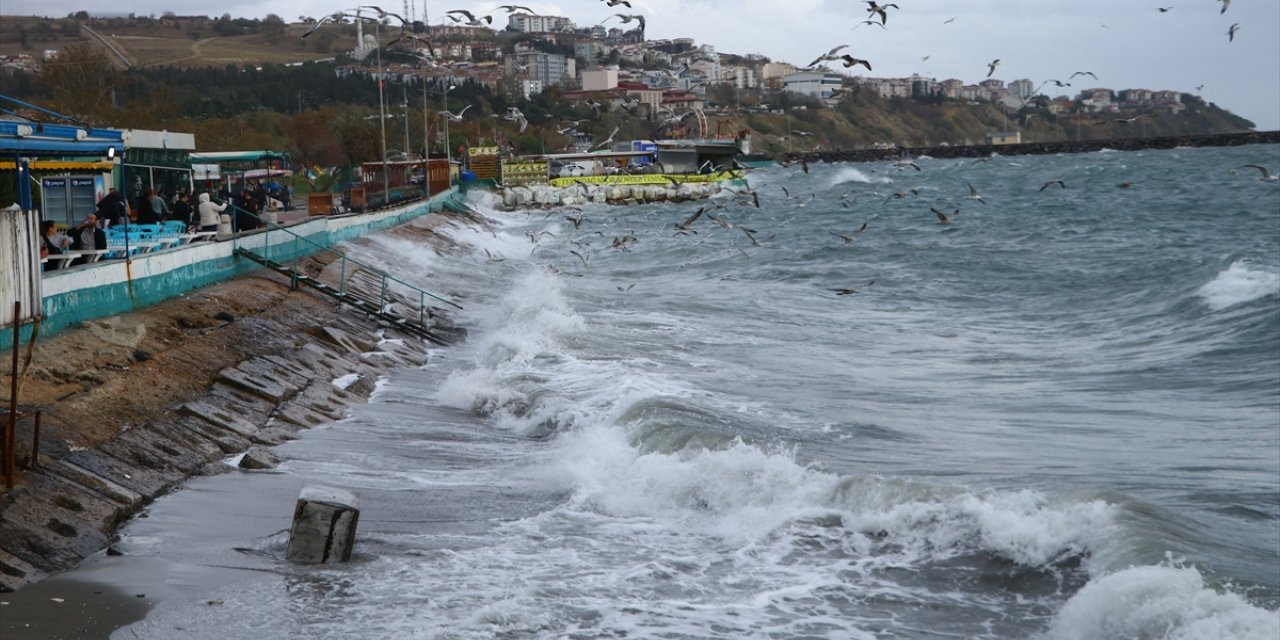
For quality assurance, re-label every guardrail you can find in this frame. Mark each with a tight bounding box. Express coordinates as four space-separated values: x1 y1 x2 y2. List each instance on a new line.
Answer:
224 202 462 331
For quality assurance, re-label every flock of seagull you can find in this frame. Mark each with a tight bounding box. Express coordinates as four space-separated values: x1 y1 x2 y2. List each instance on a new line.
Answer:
492 145 1277 298
804 0 1247 111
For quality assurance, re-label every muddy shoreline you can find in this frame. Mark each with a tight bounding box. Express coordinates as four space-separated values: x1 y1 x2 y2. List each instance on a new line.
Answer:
0 211 470 595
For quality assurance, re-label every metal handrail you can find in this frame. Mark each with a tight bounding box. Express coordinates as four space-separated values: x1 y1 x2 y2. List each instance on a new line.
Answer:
224 200 463 326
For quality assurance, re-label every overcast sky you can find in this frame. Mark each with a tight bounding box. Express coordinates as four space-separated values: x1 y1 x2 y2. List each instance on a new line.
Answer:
7 0 1279 129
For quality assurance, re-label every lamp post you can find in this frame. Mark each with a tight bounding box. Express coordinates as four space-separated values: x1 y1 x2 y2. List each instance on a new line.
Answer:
372 17 389 203
443 81 454 166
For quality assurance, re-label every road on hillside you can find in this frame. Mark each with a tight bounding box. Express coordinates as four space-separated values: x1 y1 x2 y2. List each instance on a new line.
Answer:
79 24 132 70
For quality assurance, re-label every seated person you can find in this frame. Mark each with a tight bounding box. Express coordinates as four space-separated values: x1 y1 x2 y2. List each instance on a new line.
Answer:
69 214 106 265
40 220 70 270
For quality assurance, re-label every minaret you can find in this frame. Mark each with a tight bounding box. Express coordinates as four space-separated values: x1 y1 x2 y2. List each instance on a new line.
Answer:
356 9 364 47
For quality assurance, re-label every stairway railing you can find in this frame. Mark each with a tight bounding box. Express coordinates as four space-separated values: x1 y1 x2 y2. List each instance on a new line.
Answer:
224 200 461 333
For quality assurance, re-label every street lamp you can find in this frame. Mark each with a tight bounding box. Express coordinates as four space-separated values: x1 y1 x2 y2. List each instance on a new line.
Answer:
443 81 456 166
303 8 392 204
372 17 389 203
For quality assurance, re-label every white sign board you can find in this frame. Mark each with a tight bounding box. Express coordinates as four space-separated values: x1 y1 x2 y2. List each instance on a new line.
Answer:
192 163 222 180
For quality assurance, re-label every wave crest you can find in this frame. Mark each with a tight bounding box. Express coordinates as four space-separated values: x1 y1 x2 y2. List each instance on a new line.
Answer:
1199 261 1280 311
1043 564 1279 640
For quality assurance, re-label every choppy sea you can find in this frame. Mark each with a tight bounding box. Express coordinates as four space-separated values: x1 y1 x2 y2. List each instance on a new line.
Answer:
15 145 1280 639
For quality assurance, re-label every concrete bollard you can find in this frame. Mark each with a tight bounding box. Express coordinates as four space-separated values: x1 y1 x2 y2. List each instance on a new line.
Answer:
286 486 360 564
217 213 233 240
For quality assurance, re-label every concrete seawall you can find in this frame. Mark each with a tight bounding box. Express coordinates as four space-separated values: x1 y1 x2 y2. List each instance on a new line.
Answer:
0 208 471 592
785 131 1280 164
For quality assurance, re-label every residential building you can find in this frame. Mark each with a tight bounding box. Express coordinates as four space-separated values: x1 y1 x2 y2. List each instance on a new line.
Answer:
511 52 576 88
506 14 575 33
582 67 620 92
911 74 934 98
985 131 1022 145
783 71 843 100
1009 79 1035 100
761 62 797 81
938 78 965 99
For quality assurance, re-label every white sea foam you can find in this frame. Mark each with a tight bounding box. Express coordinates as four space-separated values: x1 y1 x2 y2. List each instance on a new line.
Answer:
1043 564 1279 640
1199 261 1280 310
330 373 360 390
830 166 892 185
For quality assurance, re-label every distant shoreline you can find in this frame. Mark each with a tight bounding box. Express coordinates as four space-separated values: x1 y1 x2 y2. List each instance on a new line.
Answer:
787 131 1280 164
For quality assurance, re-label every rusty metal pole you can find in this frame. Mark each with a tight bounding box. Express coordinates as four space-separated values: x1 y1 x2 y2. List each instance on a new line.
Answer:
31 410 40 472
6 300 19 488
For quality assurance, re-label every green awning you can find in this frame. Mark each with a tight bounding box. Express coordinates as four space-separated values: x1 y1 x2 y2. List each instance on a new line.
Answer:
188 150 288 163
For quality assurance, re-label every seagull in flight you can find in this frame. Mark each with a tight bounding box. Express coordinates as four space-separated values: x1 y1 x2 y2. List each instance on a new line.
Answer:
603 0 632 6
931 207 959 224
987 59 1000 78
591 126 620 151
1039 180 1067 191
829 222 868 244
830 280 875 296
607 14 646 30
808 45 849 68
964 183 986 204
440 105 472 121
359 5 409 24
865 1 899 25
1219 0 1230 14
1114 114 1149 124
841 55 872 70
1157 6 1173 12
1227 23 1240 42
504 107 528 132
674 205 715 235
497 4 535 14
445 9 493 26
301 12 347 38
1070 71 1098 80
1243 165 1279 182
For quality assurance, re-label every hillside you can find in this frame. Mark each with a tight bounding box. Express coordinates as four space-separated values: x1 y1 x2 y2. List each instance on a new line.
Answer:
0 14 1258 163
0 14 349 68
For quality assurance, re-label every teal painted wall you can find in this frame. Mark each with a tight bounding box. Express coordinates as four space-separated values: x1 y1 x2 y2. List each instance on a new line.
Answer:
2 190 461 352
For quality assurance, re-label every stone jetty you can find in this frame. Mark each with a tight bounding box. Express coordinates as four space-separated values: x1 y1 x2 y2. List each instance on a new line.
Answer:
500 181 727 210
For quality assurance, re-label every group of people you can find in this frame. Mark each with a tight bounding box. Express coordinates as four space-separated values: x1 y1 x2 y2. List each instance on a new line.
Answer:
39 185 243 272
39 213 106 270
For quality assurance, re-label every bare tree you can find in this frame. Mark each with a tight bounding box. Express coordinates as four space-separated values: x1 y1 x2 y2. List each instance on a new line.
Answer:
36 44 122 123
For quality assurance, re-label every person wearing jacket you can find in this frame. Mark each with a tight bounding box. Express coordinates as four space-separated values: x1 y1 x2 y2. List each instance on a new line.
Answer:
196 192 227 234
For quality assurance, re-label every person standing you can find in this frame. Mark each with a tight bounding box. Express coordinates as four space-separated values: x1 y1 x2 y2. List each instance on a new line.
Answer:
171 192 194 229
140 189 169 224
96 187 128 228
195 192 227 234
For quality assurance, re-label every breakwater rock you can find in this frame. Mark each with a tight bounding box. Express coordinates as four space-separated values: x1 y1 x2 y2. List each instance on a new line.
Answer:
785 131 1280 164
500 181 726 210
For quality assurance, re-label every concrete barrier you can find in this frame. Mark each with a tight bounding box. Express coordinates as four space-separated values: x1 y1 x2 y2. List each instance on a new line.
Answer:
285 486 359 564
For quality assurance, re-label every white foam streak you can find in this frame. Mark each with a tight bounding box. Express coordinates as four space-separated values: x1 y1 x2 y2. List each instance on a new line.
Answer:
1199 260 1280 310
1044 564 1279 640
830 166 893 185
555 424 1119 567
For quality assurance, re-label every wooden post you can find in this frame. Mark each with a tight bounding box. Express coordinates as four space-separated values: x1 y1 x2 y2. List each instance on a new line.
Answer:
30 410 40 472
6 301 18 489
286 486 360 564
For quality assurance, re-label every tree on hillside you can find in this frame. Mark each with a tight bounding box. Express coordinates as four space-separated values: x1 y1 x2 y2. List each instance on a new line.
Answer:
283 108 350 167
263 14 287 35
36 44 121 123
